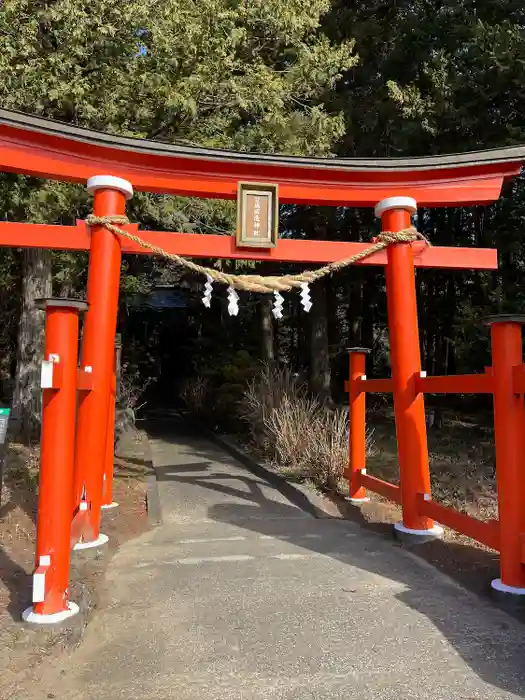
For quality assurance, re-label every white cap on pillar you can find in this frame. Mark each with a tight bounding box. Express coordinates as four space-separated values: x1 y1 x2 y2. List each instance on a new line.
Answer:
374 196 417 219
87 175 134 200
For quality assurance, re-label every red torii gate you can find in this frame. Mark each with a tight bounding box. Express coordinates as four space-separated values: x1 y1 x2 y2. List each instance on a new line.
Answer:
0 109 524 623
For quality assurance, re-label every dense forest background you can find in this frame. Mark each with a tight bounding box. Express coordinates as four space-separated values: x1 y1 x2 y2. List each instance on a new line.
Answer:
1 0 525 439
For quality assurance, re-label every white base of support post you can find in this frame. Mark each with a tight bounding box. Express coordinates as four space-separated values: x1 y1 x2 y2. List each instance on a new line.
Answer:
393 521 444 544
73 533 109 551
491 579 525 596
345 496 371 504
22 602 79 625
490 578 525 609
100 502 119 510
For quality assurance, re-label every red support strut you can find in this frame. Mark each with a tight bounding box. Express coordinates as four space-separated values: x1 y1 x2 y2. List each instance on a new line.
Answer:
346 349 370 502
378 197 443 542
488 315 525 598
23 299 87 624
101 351 118 510
72 175 133 549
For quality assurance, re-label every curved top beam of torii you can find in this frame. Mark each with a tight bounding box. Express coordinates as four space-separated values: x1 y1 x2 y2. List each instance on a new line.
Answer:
0 109 524 207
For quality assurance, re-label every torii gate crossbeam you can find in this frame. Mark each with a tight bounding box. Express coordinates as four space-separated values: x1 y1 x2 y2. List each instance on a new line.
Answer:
0 221 498 269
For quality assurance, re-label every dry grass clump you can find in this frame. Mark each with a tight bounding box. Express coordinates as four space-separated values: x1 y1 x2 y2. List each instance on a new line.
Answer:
241 365 373 490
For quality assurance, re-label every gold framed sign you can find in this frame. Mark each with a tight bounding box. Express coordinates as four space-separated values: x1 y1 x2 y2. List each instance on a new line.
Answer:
236 182 279 248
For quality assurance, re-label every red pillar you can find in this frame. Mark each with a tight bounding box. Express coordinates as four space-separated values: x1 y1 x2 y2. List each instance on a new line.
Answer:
377 196 442 541
73 176 133 549
347 348 370 502
23 299 87 624
101 354 117 509
488 316 525 597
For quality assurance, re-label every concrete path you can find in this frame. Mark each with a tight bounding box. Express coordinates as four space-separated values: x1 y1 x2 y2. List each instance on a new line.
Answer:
19 422 525 699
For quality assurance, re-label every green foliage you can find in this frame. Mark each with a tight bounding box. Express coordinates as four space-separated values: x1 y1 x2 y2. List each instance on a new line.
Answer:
2 0 525 394
0 0 357 375
0 0 356 153
184 349 261 430
318 1 525 376
205 350 260 417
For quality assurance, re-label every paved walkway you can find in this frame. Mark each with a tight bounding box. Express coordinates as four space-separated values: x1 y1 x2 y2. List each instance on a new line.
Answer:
20 422 525 699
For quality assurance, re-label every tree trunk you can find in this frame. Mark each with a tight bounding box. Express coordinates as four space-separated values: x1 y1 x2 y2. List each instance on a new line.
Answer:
444 277 457 375
259 296 275 365
12 249 52 442
326 279 339 349
309 280 331 402
325 279 339 397
347 278 362 347
361 274 375 372
424 274 437 375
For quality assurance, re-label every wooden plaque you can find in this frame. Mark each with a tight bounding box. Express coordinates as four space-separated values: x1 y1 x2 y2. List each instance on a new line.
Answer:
236 182 278 248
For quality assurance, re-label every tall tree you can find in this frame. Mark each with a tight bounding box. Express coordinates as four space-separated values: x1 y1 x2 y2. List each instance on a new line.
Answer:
259 297 276 366
309 280 331 401
0 0 358 433
0 0 356 150
11 250 52 441
319 0 525 381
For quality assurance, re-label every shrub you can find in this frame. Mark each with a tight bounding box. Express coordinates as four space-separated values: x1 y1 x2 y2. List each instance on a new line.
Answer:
302 406 351 491
115 363 156 444
180 376 210 416
263 393 320 467
119 363 155 413
182 350 260 430
241 364 307 447
241 365 374 490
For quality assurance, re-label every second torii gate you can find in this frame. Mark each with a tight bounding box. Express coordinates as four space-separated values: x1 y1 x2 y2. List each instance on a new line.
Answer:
0 108 523 622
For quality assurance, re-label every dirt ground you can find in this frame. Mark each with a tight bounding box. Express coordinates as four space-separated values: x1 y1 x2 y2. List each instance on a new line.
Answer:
0 431 151 700
320 405 503 601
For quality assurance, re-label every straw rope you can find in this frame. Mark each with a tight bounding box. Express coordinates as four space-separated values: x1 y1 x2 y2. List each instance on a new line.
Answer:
85 215 429 294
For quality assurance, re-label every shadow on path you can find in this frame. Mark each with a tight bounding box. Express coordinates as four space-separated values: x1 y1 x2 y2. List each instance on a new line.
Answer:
149 419 525 699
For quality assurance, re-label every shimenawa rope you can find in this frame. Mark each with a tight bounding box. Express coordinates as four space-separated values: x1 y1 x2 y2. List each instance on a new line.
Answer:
85 215 429 294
